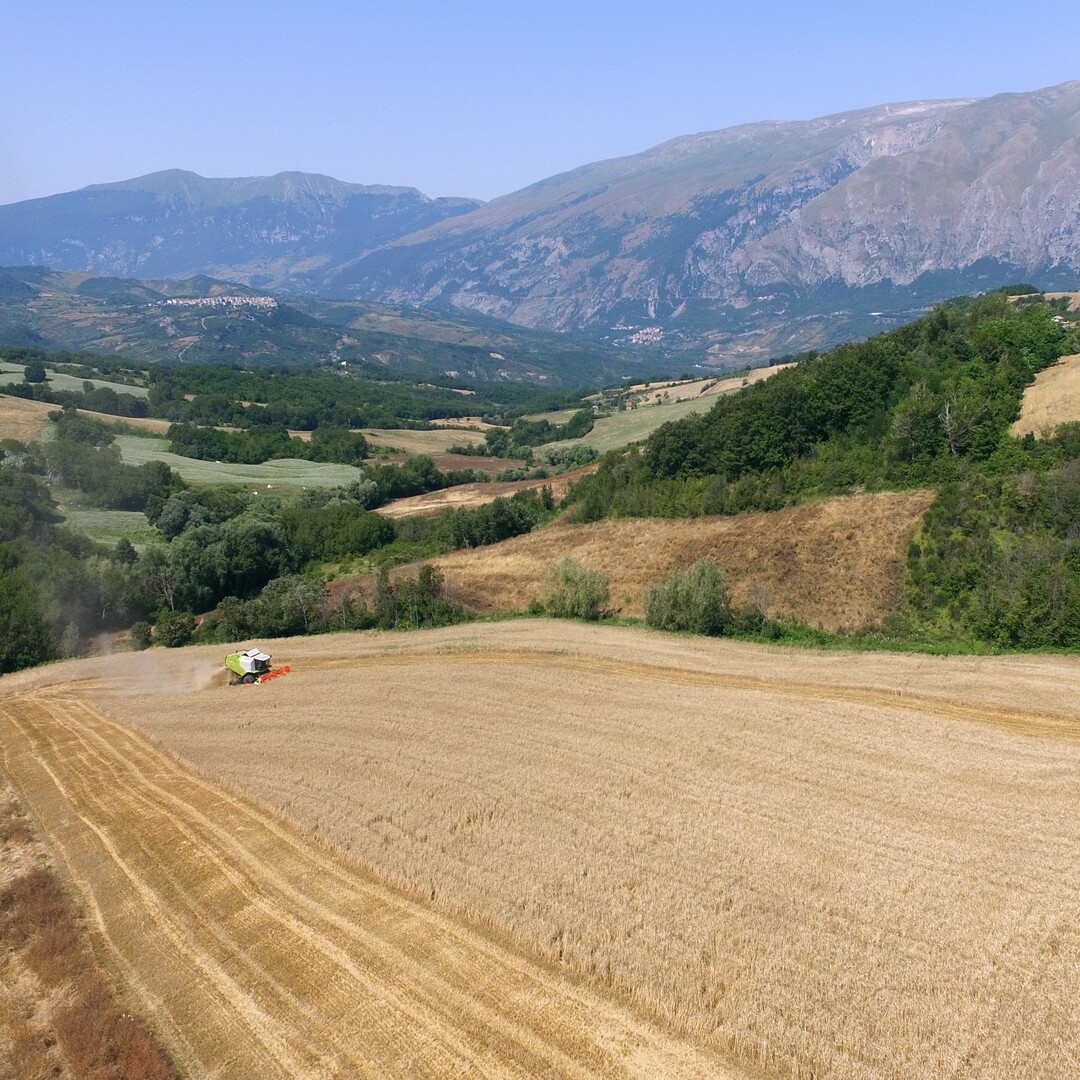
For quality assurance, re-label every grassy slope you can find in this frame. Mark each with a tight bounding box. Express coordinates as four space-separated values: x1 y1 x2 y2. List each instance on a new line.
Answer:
357 489 935 630
545 396 717 454
61 507 159 547
0 365 149 397
359 427 486 454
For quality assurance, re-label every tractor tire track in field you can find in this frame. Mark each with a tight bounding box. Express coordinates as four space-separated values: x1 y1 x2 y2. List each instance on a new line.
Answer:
0 686 741 1080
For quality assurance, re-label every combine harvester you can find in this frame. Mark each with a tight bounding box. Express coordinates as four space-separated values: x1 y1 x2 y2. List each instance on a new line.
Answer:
225 648 290 685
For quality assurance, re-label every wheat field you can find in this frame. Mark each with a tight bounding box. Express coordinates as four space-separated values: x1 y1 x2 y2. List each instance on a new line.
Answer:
0 395 57 442
1012 352 1080 437
3 623 1078 1078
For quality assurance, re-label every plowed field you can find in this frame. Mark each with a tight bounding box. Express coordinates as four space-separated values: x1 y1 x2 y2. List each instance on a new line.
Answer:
3 623 1079 1079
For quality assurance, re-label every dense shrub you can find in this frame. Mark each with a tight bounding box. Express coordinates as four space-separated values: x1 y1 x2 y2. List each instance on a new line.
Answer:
644 557 732 635
373 564 470 630
212 576 327 639
540 557 610 621
155 610 196 648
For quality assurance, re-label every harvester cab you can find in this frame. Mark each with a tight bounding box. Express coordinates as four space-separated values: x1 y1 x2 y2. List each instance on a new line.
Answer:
225 648 275 685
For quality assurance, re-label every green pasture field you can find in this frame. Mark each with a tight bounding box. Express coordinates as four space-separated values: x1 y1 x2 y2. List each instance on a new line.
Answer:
115 435 364 489
521 407 583 425
543 396 716 454
0 365 150 397
63 508 159 548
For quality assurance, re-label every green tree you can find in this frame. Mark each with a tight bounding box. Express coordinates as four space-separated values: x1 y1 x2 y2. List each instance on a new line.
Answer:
23 360 47 384
0 571 55 672
644 558 732 635
155 610 195 647
541 557 610 621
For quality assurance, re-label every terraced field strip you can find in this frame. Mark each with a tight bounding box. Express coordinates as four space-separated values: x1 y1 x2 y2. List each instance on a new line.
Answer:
0 685 738 1080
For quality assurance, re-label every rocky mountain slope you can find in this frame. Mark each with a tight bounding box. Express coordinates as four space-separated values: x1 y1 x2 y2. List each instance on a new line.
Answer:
4 82 1080 367
336 82 1080 361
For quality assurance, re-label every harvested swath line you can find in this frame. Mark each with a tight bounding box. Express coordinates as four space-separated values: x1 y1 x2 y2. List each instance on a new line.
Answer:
0 777 175 1080
0 682 741 1080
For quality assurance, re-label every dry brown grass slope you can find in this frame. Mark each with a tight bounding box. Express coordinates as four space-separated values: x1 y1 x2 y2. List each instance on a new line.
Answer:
423 489 935 629
1012 352 1080 437
379 463 598 518
0 395 57 442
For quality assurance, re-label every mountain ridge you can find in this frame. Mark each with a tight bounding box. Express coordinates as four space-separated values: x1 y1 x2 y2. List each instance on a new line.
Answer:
4 81 1080 364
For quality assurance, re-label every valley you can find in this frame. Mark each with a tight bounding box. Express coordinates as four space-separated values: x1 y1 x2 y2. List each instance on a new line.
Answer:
1 257 1080 1080
6 43 1080 1080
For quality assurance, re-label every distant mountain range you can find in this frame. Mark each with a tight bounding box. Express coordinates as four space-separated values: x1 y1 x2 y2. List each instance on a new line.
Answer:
0 171 480 292
4 81 1080 366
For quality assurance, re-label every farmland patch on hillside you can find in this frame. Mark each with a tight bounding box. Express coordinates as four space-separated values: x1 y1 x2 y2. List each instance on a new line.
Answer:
1012 352 1080 437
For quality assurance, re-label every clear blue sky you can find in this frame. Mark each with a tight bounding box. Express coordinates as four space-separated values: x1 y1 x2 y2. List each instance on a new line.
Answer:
2 1 1074 206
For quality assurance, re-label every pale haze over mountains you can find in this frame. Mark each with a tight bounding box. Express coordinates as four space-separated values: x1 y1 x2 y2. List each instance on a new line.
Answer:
4 81 1080 364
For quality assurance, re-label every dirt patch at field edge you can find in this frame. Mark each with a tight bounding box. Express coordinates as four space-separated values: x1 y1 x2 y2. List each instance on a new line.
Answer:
379 464 599 518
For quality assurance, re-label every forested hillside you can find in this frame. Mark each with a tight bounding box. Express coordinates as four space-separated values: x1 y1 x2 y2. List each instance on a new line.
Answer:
564 290 1080 646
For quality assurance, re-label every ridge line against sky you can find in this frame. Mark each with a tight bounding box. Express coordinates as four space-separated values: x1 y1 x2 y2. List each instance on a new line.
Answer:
2 0 1075 207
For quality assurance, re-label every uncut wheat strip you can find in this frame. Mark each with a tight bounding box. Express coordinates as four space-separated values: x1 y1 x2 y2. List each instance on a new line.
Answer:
58 620 1080 726
0 686 743 1080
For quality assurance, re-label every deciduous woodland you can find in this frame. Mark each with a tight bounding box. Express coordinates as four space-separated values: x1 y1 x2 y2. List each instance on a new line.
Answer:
2 623 1077 1078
